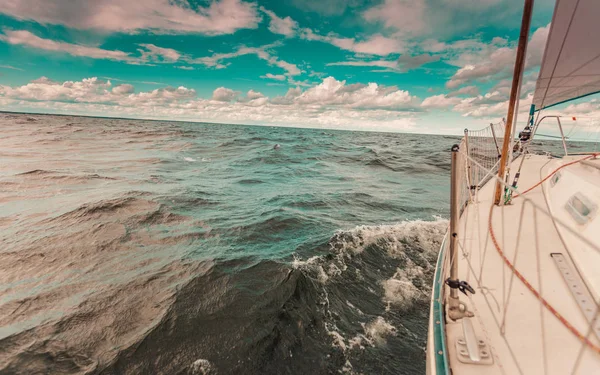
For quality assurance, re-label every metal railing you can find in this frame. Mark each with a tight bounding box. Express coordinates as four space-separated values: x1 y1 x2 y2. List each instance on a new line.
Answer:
532 115 569 156
446 120 505 321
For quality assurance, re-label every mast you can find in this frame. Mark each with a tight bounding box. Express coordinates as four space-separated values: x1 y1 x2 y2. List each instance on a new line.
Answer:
494 0 535 205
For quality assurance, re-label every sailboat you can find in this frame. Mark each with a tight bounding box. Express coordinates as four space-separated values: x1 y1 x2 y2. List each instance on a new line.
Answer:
426 0 600 374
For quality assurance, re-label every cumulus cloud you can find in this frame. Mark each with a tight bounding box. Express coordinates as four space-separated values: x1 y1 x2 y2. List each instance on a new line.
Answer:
0 76 422 132
447 89 536 118
260 7 298 37
287 77 420 110
212 87 240 102
112 84 134 95
246 89 265 100
454 99 511 118
421 94 460 109
446 25 549 89
0 77 198 106
0 0 261 35
0 77 113 102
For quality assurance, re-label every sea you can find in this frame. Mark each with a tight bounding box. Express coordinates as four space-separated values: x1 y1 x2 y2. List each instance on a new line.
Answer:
0 112 458 375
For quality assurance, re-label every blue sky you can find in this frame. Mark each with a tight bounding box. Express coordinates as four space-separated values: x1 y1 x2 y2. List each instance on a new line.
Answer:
0 0 594 134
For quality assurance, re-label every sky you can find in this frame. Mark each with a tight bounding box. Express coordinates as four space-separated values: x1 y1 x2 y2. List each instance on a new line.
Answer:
0 0 597 134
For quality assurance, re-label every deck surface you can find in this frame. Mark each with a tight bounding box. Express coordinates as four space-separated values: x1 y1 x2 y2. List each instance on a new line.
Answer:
445 154 600 375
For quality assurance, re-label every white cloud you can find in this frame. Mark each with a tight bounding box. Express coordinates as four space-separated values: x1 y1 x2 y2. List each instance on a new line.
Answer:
4 29 303 80
123 86 196 105
259 9 404 57
446 47 514 89
138 43 180 62
0 76 422 132
20 75 413 112
0 77 200 107
1 30 133 62
0 77 113 102
261 73 287 81
329 34 405 55
363 0 426 36
30 76 59 84
190 44 301 76
112 84 134 95
446 24 549 89
563 100 600 115
421 94 460 109
362 0 554 40
1 29 192 66
212 87 240 102
448 85 479 97
0 0 261 35
454 99 510 118
246 89 265 100
525 24 550 68
303 32 404 56
288 77 420 110
449 89 536 118
176 66 195 70
260 7 298 37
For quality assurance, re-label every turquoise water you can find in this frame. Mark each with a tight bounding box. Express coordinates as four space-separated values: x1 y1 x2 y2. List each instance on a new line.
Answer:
0 113 456 374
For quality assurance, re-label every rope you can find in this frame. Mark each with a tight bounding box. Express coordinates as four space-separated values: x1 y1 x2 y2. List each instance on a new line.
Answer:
488 201 600 355
513 153 599 198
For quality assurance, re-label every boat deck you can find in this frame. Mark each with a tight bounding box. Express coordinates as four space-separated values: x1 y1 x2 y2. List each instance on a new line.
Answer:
445 153 600 374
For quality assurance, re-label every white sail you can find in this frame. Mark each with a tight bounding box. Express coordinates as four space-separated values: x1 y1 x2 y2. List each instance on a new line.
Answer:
532 0 600 110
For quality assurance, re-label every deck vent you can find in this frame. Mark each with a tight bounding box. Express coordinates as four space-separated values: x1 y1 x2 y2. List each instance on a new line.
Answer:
565 193 597 224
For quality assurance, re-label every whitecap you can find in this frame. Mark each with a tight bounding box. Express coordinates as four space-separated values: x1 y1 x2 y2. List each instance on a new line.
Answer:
190 359 213 375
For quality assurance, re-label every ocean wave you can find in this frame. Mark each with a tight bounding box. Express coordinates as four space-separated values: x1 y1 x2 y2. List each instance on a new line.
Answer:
291 219 447 374
1 214 447 375
0 113 454 374
15 169 117 182
237 178 265 185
